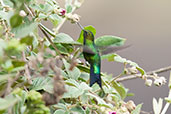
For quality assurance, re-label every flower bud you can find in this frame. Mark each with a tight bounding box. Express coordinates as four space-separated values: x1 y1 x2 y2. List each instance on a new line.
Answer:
59 8 66 16
160 76 166 84
145 79 153 87
19 10 27 17
127 66 138 74
54 8 66 16
154 76 166 86
72 13 80 23
109 112 116 114
124 100 136 112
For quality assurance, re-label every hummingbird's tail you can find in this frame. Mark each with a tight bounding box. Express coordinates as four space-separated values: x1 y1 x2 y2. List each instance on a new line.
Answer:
90 64 102 88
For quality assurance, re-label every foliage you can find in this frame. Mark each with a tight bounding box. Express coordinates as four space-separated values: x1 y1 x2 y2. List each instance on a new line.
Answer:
0 0 168 114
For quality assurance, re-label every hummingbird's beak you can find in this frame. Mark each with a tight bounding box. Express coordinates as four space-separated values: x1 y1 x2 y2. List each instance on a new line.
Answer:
77 22 84 30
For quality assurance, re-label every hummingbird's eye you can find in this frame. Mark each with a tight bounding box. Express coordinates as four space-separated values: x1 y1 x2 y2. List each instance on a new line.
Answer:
83 31 88 37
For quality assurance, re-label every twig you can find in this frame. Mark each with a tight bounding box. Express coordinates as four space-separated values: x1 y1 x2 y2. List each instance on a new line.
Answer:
24 4 63 57
161 72 171 114
54 6 77 33
116 66 171 82
109 63 127 84
22 51 32 84
24 3 34 17
38 25 63 57
109 71 124 84
4 72 20 96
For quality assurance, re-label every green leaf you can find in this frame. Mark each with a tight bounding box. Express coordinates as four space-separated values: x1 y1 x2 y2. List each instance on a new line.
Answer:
11 22 38 38
38 13 48 19
62 59 81 80
70 106 85 114
127 93 135 97
1 59 14 71
10 13 23 28
20 35 34 45
66 5 72 13
62 85 81 98
79 82 92 91
49 14 61 27
77 64 90 73
0 11 8 20
86 92 106 105
39 23 56 37
12 60 25 67
79 72 89 82
80 91 89 104
0 96 19 110
2 0 14 7
102 54 145 75
30 77 53 93
101 53 117 61
131 104 142 114
12 88 27 114
53 33 81 45
63 82 91 99
85 107 90 114
65 0 72 4
0 73 16 82
165 97 171 103
77 25 96 44
53 103 67 111
111 81 127 100
65 79 80 87
136 66 145 75
54 109 66 114
52 43 68 54
95 35 126 47
0 39 7 57
86 92 113 108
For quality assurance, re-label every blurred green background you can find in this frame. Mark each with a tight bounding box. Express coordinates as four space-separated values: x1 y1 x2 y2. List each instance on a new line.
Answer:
57 0 171 113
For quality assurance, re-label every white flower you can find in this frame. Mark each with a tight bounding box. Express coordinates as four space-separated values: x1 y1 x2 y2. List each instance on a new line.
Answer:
127 66 138 74
154 77 166 86
19 10 27 17
145 79 153 87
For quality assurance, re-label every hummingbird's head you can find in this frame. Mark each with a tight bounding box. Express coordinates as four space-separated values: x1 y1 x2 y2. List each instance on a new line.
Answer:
83 30 94 41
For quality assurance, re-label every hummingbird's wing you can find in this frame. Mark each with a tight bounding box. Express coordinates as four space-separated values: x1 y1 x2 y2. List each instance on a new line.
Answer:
83 46 96 55
98 45 131 55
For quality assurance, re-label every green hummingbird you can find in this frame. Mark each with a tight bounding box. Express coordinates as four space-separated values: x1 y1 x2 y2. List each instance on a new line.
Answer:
83 30 102 87
77 23 130 88
76 22 102 87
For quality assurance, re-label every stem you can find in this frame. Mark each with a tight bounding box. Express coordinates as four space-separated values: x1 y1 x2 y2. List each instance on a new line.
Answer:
38 25 63 57
116 65 171 82
109 71 124 84
39 23 56 37
24 4 63 57
161 90 171 114
161 72 171 114
108 63 127 84
54 6 76 33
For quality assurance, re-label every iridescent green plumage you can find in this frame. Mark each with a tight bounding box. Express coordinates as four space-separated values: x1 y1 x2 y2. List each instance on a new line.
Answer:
82 30 102 87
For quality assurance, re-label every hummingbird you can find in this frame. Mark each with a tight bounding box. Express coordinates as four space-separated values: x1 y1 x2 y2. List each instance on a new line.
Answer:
76 22 102 88
83 30 102 87
77 23 130 88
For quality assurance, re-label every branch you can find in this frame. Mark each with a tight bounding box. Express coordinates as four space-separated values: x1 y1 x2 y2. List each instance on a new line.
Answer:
24 4 64 57
116 65 171 82
38 25 63 57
